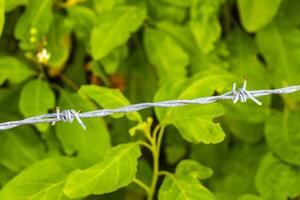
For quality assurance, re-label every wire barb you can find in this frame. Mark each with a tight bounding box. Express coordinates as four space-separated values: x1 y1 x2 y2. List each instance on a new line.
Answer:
0 81 299 131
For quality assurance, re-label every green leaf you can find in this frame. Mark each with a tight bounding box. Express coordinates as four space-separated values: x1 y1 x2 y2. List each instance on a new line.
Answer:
56 89 111 166
67 6 96 49
155 70 233 144
238 194 264 200
189 0 221 53
0 0 4 38
0 127 45 172
209 143 267 197
144 27 189 85
14 0 53 50
90 6 146 60
63 143 141 198
93 0 125 13
0 166 15 188
79 85 141 121
147 0 188 23
176 159 213 180
265 110 300 166
282 0 300 27
238 0 282 32
256 17 300 100
101 45 128 74
47 14 72 68
0 157 77 200
19 79 55 132
159 174 215 200
255 152 300 200
5 0 27 11
0 56 35 85
158 0 190 7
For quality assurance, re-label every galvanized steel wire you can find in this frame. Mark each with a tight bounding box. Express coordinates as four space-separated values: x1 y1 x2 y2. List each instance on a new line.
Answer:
0 80 299 131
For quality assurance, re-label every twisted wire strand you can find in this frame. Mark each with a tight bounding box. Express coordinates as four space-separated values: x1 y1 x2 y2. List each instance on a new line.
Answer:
0 80 299 131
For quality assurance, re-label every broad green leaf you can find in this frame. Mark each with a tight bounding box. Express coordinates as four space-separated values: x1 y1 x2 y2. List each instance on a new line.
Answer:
79 85 141 121
144 27 188 85
238 0 282 32
265 110 300 166
63 143 141 198
158 0 191 7
93 0 125 13
256 17 300 101
148 0 188 23
47 14 72 68
0 0 4 38
238 194 264 200
155 70 233 144
209 144 267 197
0 56 35 85
155 20 227 73
90 6 146 60
67 6 96 50
19 79 55 132
176 159 213 180
5 0 27 11
282 0 300 27
159 174 215 200
101 45 128 74
0 157 77 200
0 166 15 188
0 126 45 172
14 0 53 50
189 0 221 53
255 153 300 200
56 90 110 166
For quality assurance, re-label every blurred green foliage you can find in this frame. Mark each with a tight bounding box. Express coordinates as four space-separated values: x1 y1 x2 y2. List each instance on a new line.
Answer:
0 0 300 199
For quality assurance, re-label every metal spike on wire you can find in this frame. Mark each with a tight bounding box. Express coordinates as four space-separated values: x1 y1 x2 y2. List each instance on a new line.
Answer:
0 79 300 131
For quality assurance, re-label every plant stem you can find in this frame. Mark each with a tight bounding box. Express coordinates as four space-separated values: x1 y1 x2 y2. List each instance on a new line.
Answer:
148 125 165 200
59 74 80 91
133 178 150 193
137 141 152 152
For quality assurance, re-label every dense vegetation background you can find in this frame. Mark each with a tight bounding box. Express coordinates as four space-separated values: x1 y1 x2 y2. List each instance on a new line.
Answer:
0 0 300 199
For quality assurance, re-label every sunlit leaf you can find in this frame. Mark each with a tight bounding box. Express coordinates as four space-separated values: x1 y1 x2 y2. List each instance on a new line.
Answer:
90 6 146 60
159 174 215 200
155 70 233 144
238 0 282 32
189 0 221 53
0 157 77 200
176 159 213 180
238 194 264 200
144 27 188 85
63 143 141 198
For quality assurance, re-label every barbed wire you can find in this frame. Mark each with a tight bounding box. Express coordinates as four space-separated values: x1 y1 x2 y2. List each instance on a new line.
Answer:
0 80 299 131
